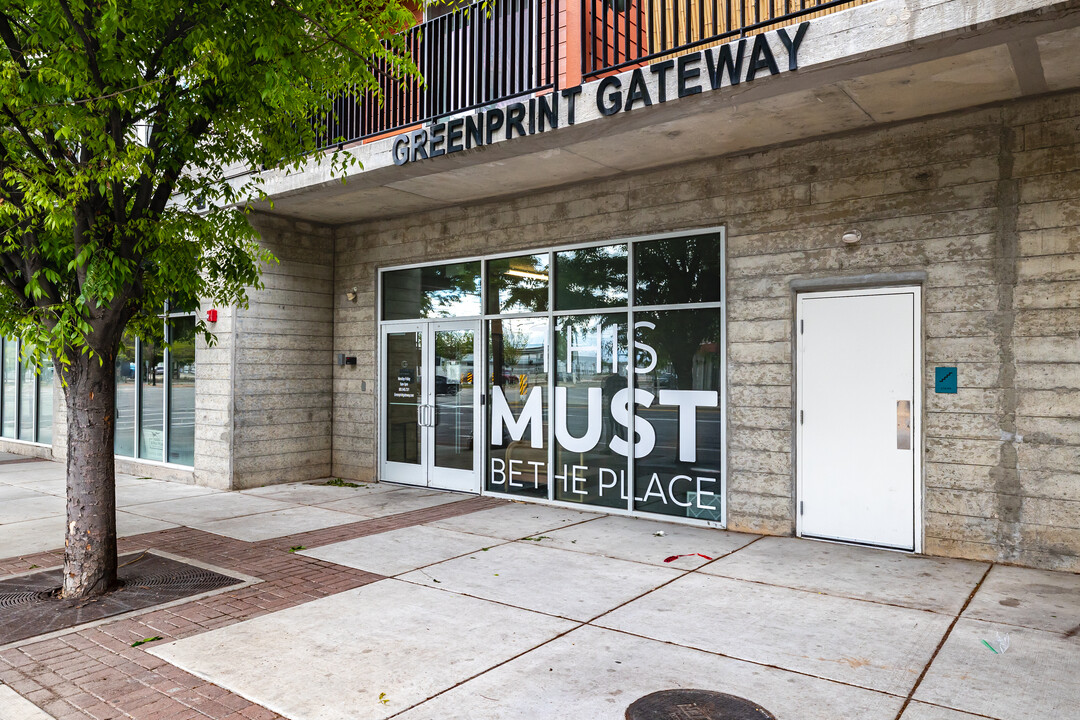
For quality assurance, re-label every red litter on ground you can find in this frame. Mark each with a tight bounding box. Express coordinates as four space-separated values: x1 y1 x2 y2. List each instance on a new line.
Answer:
663 554 713 563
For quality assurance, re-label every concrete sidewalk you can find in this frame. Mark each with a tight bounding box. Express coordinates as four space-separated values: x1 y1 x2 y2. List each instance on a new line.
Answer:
1 458 1078 720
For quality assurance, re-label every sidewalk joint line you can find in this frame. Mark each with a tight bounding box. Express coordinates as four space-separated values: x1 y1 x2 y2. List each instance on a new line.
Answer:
384 536 767 717
892 562 995 720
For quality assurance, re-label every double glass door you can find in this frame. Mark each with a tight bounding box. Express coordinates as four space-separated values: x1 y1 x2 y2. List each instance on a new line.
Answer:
381 321 480 492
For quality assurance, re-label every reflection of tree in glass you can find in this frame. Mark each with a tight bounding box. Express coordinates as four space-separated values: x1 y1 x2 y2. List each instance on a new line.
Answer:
556 246 627 309
382 263 483 320
169 318 197 385
422 264 482 317
435 330 472 363
488 254 548 313
142 339 164 387
499 326 531 366
635 236 721 306
634 237 722 391
638 310 721 391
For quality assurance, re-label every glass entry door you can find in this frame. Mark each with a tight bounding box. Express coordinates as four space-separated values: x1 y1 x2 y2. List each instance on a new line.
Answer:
381 321 480 492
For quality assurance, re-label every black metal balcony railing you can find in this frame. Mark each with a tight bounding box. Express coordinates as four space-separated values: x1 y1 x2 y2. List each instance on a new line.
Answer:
314 0 560 150
581 0 873 78
312 0 875 149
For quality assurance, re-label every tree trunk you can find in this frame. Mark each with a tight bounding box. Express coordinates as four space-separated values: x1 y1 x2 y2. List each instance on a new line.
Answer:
62 353 118 599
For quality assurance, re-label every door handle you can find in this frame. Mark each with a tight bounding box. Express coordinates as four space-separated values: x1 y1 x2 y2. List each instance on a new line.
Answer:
896 400 911 450
417 404 424 427
430 404 438 427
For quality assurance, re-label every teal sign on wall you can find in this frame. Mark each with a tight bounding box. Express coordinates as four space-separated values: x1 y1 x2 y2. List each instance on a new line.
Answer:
935 367 957 394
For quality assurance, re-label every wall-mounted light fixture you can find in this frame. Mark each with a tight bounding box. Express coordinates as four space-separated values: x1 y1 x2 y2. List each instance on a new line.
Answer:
345 286 358 302
841 229 862 245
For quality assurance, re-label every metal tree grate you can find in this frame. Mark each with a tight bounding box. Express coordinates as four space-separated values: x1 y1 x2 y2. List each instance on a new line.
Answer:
0 552 244 646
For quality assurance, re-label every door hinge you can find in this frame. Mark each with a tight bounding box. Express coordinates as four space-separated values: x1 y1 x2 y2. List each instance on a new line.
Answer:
800 501 804 516
800 319 804 335
800 410 804 425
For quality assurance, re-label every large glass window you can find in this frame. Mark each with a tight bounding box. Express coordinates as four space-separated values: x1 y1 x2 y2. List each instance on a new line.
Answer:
36 358 53 445
486 254 549 314
383 262 482 320
115 332 137 457
18 359 34 441
0 310 194 458
139 336 165 462
168 316 196 465
2 338 16 438
635 233 723 306
633 310 723 520
382 229 726 526
554 314 628 509
487 318 549 498
554 244 628 310
0 339 54 445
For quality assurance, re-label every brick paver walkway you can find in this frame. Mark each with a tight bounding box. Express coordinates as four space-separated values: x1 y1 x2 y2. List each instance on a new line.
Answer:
0 494 502 720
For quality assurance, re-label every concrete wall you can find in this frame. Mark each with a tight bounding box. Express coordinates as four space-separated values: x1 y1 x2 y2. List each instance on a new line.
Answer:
228 214 336 489
191 305 234 489
333 89 1080 572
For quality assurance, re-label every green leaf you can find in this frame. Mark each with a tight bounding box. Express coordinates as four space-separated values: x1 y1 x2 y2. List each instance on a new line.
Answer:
131 636 163 647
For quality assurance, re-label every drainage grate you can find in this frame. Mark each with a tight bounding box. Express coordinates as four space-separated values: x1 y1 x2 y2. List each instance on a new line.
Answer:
0 552 243 646
125 567 238 592
0 590 54 608
626 689 777 720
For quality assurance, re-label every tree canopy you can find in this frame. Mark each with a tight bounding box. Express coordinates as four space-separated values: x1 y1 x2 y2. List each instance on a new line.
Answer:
0 0 418 363
0 0 422 599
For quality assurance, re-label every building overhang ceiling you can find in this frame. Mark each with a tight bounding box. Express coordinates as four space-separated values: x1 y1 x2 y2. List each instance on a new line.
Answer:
250 0 1080 225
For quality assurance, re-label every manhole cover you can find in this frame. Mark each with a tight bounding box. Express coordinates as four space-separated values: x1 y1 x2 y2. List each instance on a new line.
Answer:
626 689 777 720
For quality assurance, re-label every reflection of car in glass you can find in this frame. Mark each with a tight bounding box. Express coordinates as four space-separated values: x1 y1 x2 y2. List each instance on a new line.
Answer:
492 373 517 386
657 372 678 388
434 375 459 395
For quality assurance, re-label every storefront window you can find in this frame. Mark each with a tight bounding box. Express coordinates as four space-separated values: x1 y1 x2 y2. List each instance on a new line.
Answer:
635 233 723 306
0 339 54 445
115 333 137 457
2 338 16 438
487 318 549 498
383 262 482 320
139 335 165 461
168 316 196 465
18 359 34 441
36 358 53 445
0 315 194 460
554 244 628 310
486 254 549 314
553 314 628 509
382 228 725 526
633 309 723 520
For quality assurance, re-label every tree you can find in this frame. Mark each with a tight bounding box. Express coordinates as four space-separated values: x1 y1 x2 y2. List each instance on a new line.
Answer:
0 0 418 599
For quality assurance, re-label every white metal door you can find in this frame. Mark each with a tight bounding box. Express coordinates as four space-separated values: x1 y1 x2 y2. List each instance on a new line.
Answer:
796 287 920 551
381 321 480 493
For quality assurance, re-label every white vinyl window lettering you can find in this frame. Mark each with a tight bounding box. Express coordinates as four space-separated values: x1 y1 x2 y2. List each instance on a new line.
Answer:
379 227 727 527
